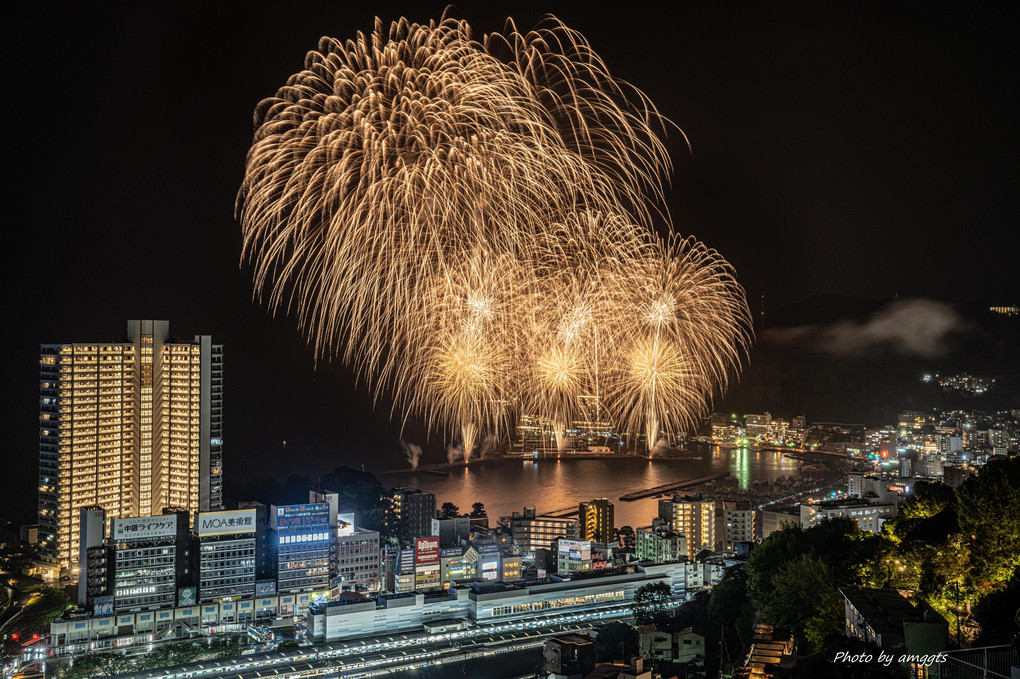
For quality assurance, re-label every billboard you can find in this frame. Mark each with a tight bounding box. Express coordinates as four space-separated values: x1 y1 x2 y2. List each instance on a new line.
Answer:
276 503 330 530
254 580 277 597
396 549 415 575
558 539 591 561
415 536 440 566
337 512 356 537
177 586 197 607
197 509 256 536
112 515 177 543
93 595 114 616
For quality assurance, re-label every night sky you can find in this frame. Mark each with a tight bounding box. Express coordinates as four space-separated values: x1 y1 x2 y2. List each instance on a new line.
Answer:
4 2 1016 522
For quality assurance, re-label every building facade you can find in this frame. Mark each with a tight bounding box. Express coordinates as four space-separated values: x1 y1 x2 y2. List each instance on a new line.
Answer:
510 508 579 556
578 498 614 545
658 495 715 560
273 504 331 594
388 488 436 543
39 320 223 577
196 509 256 603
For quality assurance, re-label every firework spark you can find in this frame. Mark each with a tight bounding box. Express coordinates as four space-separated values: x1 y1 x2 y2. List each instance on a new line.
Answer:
238 13 752 459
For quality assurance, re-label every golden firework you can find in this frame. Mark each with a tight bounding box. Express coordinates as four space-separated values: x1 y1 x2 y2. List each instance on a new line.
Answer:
238 13 751 458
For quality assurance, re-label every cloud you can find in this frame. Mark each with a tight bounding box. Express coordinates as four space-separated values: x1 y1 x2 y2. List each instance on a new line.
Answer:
763 298 966 358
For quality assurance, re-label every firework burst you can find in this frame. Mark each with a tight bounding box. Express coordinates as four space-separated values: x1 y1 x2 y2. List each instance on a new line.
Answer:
238 13 752 458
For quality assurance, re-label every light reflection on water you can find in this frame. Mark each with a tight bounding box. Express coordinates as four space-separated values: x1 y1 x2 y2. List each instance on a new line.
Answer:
387 444 803 528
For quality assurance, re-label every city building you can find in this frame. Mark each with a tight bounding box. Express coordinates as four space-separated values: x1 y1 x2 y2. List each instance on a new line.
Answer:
719 501 755 552
635 519 686 563
510 508 579 557
840 587 948 657
942 465 973 489
39 320 223 577
111 513 186 612
77 507 108 607
555 539 593 574
431 516 471 548
578 498 614 545
334 528 381 593
745 413 771 440
544 633 596 678
413 536 442 591
273 503 331 594
658 495 715 559
759 508 801 540
387 487 436 543
196 508 257 603
800 500 897 535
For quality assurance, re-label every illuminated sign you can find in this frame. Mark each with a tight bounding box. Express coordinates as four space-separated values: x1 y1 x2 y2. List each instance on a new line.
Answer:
113 515 177 542
177 587 197 607
278 532 330 544
254 580 277 597
276 503 330 530
415 536 440 566
558 539 591 561
93 596 114 616
396 549 415 574
337 512 356 536
197 509 256 536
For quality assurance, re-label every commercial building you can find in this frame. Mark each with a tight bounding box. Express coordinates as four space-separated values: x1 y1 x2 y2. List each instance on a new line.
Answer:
800 500 897 535
510 508 579 556
307 566 683 643
387 487 436 543
635 520 686 563
49 591 322 657
334 529 381 593
658 495 715 559
413 536 442 591
431 517 471 548
273 503 331 594
111 513 185 612
578 498 614 545
196 509 256 603
555 539 593 574
39 320 223 577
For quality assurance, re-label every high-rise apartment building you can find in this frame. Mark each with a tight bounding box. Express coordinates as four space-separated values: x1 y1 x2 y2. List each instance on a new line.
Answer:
578 498 614 545
658 495 715 560
39 320 223 577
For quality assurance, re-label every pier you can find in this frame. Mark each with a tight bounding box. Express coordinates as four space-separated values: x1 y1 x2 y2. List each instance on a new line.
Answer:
617 471 729 501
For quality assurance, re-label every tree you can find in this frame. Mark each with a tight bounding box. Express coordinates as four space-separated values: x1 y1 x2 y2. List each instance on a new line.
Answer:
470 502 487 518
956 457 1020 589
633 581 672 625
593 621 639 662
900 481 955 520
439 501 460 518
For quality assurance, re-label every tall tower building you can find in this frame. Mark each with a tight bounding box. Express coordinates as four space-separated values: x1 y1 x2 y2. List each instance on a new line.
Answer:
39 320 223 577
578 498 614 545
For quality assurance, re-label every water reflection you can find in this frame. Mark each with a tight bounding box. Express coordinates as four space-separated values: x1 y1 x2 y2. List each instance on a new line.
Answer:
388 443 805 528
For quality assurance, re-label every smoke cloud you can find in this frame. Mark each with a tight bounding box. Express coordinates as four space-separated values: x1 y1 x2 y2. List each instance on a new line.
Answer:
763 298 965 358
400 439 422 470
446 443 465 465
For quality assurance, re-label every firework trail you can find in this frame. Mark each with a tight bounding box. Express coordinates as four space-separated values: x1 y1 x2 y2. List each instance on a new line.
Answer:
238 13 751 459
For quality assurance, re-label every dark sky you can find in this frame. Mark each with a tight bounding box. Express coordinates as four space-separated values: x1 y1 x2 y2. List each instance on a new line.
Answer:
3 2 1016 521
